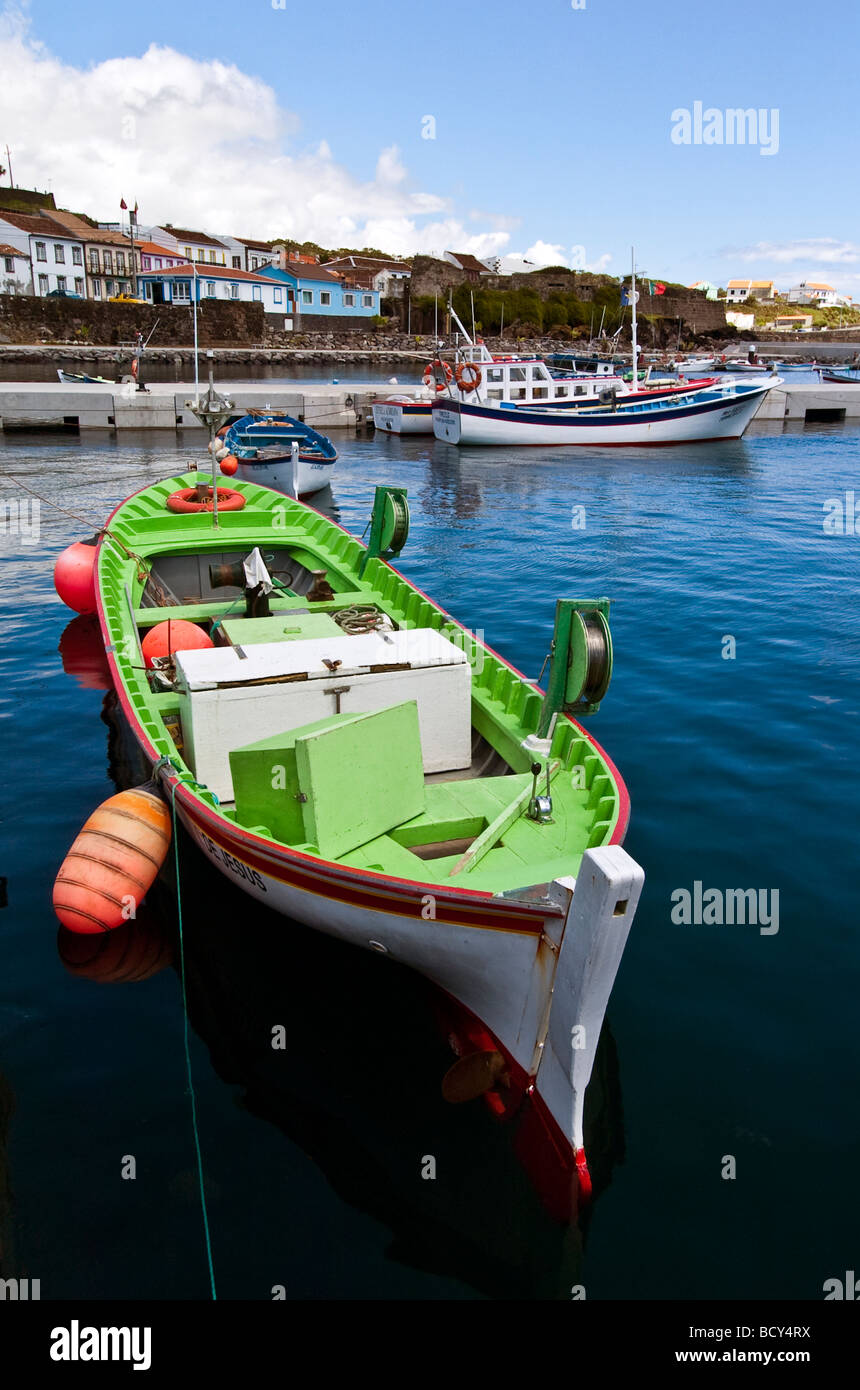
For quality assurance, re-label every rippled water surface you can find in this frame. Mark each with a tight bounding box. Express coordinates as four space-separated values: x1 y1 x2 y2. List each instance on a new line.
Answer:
0 416 858 1300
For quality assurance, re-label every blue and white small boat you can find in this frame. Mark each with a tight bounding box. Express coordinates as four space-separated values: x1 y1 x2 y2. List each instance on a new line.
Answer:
219 412 337 496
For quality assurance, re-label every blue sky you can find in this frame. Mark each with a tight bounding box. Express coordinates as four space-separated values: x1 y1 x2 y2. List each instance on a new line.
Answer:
5 0 860 291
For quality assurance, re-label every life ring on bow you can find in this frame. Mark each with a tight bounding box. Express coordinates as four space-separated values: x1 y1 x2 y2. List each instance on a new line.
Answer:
165 487 246 514
455 362 482 392
423 359 453 393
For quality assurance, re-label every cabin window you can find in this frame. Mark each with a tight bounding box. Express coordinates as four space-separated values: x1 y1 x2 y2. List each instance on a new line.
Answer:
487 367 503 383
487 389 503 400
575 384 587 395
72 246 83 265
509 367 526 381
555 384 568 397
302 290 313 304
529 365 546 378
320 291 331 306
532 387 548 399
54 244 65 264
35 241 47 261
38 273 48 293
509 387 526 399
343 292 355 306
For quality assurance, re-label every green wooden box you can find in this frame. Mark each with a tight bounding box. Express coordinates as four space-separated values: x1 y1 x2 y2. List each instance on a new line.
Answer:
229 701 425 857
219 611 341 646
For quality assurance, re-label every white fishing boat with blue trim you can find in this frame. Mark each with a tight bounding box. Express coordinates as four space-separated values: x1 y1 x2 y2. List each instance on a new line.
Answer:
216 412 337 497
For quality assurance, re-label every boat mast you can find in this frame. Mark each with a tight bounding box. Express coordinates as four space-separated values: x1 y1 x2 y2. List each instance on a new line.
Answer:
630 246 639 392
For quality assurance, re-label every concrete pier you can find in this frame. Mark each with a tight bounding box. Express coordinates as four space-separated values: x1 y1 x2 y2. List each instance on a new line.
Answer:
0 378 859 433
0 380 427 433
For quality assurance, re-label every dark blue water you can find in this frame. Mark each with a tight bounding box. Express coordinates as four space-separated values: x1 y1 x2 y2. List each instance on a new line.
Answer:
1 417 858 1300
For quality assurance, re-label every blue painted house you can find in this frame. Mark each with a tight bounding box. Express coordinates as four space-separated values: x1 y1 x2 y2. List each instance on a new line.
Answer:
256 261 380 329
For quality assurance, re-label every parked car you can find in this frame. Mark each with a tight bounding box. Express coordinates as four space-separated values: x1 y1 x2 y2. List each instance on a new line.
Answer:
46 289 83 298
109 293 146 303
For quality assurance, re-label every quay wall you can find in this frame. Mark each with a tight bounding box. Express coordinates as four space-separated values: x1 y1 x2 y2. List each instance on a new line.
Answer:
0 295 265 347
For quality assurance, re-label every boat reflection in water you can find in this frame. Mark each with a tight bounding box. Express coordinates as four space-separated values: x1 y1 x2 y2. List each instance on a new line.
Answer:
56 686 628 1300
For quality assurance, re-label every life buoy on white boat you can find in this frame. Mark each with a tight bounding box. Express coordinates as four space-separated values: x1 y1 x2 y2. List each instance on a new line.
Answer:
423 359 453 393
455 362 482 392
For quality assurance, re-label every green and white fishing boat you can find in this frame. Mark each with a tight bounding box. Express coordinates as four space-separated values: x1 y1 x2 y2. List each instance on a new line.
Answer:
53 381 644 1221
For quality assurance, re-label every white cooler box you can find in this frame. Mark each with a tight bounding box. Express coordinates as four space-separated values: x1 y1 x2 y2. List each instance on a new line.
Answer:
174 627 473 802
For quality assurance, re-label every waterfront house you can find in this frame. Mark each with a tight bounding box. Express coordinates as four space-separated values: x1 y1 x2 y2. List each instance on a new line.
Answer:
322 254 411 299
149 225 230 268
725 279 776 303
46 212 141 300
219 235 277 272
256 262 380 327
0 210 86 296
689 280 720 300
786 281 846 307
767 313 814 330
443 251 495 281
0 242 31 294
136 260 284 310
137 241 186 273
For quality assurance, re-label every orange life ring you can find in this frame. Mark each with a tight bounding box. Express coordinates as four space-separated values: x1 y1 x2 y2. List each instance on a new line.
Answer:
423 359 453 392
165 487 246 514
455 362 482 392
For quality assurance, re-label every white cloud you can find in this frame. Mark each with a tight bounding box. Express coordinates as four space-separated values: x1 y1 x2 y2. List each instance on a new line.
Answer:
497 242 613 275
731 238 860 266
0 8 522 257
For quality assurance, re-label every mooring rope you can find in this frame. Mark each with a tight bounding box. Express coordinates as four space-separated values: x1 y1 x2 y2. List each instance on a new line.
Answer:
153 757 218 1301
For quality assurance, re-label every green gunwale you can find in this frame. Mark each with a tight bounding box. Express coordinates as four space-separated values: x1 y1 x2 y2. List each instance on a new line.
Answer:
97 473 622 894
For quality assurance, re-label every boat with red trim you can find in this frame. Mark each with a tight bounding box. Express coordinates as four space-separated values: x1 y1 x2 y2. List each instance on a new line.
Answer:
52 427 644 1222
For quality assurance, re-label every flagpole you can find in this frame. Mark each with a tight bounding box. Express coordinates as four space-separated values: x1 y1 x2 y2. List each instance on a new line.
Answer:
630 245 639 393
193 263 199 397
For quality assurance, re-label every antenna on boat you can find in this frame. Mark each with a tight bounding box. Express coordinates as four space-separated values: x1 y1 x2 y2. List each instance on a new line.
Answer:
630 246 639 393
185 351 235 528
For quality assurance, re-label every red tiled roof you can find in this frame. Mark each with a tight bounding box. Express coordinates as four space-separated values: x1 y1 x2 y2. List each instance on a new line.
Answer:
158 227 229 248
267 261 341 283
234 236 275 251
0 242 27 257
138 261 273 283
446 251 491 274
136 241 184 258
0 210 83 238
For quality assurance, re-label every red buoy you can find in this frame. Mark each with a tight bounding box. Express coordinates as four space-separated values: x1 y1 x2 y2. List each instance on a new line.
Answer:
53 787 172 934
140 619 214 669
54 537 99 614
219 455 239 477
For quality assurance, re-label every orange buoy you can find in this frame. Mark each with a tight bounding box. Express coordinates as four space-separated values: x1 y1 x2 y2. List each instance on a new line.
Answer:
219 454 239 476
54 537 99 614
58 614 112 690
53 787 172 934
58 910 173 983
140 619 213 669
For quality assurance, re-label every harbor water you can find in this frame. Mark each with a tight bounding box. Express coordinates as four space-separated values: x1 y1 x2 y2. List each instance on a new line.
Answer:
1 415 858 1300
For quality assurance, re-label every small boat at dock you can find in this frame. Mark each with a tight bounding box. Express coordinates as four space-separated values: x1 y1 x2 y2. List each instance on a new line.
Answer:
51 382 644 1222
218 412 337 497
57 368 116 386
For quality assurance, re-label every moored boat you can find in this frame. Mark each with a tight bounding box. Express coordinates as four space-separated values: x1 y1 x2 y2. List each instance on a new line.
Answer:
57 368 116 385
218 412 337 497
52 460 644 1221
432 375 778 446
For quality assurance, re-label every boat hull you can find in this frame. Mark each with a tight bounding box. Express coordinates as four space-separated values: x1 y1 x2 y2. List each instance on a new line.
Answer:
232 453 335 497
372 399 435 434
432 382 773 446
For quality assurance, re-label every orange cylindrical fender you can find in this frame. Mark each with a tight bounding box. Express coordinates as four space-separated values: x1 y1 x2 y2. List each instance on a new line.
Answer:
53 788 173 934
